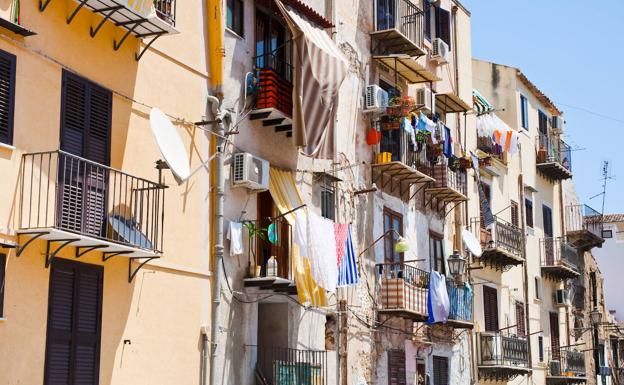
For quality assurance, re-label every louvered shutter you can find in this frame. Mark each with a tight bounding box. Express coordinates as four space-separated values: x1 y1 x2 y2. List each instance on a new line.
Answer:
511 201 519 227
433 356 448 385
0 50 15 145
550 312 560 361
483 286 499 332
388 350 406 385
44 259 103 385
59 72 111 237
516 302 526 338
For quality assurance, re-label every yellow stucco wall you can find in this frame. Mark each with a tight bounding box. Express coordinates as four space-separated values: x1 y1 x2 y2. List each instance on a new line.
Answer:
0 0 212 384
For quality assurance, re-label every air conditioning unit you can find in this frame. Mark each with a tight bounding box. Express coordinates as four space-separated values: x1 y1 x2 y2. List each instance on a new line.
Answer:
415 87 434 114
364 85 389 111
554 289 569 307
552 115 564 134
431 38 450 64
231 152 269 191
550 360 562 376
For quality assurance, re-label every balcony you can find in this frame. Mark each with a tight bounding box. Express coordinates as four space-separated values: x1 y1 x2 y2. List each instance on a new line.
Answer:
250 48 294 136
566 204 604 250
616 368 624 385
17 151 165 278
371 0 425 57
477 136 506 164
540 237 581 280
547 348 587 385
447 279 473 328
256 346 328 385
478 332 530 381
536 134 573 180
472 217 524 270
39 0 177 59
425 161 468 210
375 262 429 321
243 218 297 295
372 126 435 200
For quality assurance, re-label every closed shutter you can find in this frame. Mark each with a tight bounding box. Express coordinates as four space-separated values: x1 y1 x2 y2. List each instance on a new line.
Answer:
0 253 5 317
433 356 449 385
550 312 560 361
483 286 499 332
543 205 553 237
539 110 548 135
59 71 111 237
388 349 406 385
0 50 16 145
516 302 526 338
525 198 533 228
480 183 491 229
510 200 519 227
44 258 103 385
435 7 451 50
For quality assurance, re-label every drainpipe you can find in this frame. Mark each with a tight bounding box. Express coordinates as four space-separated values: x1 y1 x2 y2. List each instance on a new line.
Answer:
557 177 572 346
207 0 224 384
518 143 533 371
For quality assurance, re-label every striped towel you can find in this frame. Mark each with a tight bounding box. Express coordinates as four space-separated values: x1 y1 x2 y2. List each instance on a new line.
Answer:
338 227 358 287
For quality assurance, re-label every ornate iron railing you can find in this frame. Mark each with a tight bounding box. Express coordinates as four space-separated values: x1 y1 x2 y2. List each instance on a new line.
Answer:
19 150 165 253
540 237 579 272
447 279 473 323
375 0 424 50
257 346 328 385
378 124 433 176
549 348 586 377
566 204 603 239
479 332 529 367
154 0 176 25
430 161 467 196
376 262 429 316
536 134 572 171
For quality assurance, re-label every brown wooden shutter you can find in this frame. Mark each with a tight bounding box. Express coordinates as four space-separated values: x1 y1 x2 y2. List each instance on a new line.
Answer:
511 200 519 227
388 349 406 385
433 356 449 385
516 302 526 338
44 259 103 385
0 253 5 317
550 312 560 361
483 286 499 332
0 50 16 145
480 183 491 229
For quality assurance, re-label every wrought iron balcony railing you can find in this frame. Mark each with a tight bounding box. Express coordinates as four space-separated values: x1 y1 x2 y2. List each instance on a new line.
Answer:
256 346 328 385
376 262 429 320
429 161 467 196
478 332 529 368
19 150 165 253
374 0 425 55
549 348 586 377
155 0 176 26
565 204 604 248
536 134 572 179
378 125 433 176
447 279 473 324
473 216 524 262
540 237 580 279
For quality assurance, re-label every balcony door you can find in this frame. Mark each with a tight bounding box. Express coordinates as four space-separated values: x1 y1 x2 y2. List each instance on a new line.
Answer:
255 7 289 80
482 285 499 332
43 258 103 385
550 312 560 361
543 205 554 265
383 208 403 265
59 71 112 238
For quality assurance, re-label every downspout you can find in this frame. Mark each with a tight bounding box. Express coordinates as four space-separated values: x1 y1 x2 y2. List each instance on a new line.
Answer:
518 143 533 372
207 0 225 384
557 174 572 346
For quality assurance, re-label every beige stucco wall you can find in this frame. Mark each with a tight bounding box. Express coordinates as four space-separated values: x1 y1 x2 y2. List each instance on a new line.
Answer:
0 0 211 384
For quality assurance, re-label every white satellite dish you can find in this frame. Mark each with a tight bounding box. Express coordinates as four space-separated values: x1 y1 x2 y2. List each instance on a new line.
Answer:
150 108 191 182
462 228 482 257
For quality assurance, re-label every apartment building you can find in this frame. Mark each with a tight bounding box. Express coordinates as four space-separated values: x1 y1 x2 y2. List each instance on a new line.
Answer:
592 214 624 321
0 1 213 384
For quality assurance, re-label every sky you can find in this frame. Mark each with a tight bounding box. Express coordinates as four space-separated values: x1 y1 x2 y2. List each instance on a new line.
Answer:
462 0 624 214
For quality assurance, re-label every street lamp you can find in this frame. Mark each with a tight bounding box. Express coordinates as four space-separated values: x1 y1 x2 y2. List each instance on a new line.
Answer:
591 308 602 379
591 308 603 326
448 250 467 285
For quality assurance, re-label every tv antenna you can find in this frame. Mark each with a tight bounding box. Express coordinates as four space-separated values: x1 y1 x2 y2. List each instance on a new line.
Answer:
589 160 616 215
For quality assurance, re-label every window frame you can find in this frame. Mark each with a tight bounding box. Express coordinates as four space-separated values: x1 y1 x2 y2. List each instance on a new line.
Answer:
510 200 519 227
525 197 534 228
320 184 336 221
538 335 544 362
383 208 403 264
0 49 16 146
520 94 529 130
535 276 543 300
429 231 445 274
542 204 553 237
432 356 449 385
226 0 244 37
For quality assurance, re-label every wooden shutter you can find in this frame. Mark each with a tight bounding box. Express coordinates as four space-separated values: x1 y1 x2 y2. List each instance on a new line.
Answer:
550 312 560 361
543 205 553 237
525 198 533 228
510 200 519 227
516 302 526 338
483 286 499 332
435 7 451 50
433 356 449 385
0 253 5 317
44 258 103 385
480 183 491 229
0 50 16 145
388 349 406 385
538 110 548 135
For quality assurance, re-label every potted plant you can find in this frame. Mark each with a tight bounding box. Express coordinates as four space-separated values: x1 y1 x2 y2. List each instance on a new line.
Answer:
243 222 267 278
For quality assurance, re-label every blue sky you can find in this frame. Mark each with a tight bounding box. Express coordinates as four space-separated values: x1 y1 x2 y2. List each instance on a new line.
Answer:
462 0 624 214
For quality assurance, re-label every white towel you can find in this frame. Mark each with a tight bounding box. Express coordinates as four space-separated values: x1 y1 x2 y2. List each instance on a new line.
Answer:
226 222 243 256
306 212 338 291
427 271 450 323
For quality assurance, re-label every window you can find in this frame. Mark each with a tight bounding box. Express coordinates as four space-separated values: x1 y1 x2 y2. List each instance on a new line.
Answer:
612 339 619 368
423 0 431 40
483 285 499 332
432 356 449 385
510 200 519 227
384 208 403 264
590 271 598 308
255 8 288 77
535 276 543 300
542 204 553 237
550 312 560 360
479 182 491 229
0 253 5 317
434 7 451 50
525 198 533 228
388 349 407 385
599 343 606 366
44 259 103 385
516 302 526 338
520 95 528 130
0 50 16 145
538 335 544 362
538 110 548 135
226 0 244 36
320 186 335 221
429 232 445 274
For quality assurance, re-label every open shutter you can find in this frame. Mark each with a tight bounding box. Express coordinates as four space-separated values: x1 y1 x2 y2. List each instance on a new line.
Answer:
44 259 103 385
388 349 406 385
483 286 499 332
433 356 449 385
0 50 16 145
511 200 519 227
516 302 526 338
550 312 560 361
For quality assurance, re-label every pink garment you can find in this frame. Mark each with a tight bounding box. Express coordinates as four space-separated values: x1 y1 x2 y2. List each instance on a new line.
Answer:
334 223 349 266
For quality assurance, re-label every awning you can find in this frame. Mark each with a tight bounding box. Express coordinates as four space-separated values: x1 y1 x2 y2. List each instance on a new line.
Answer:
436 92 471 113
473 89 494 115
373 55 440 84
276 0 349 158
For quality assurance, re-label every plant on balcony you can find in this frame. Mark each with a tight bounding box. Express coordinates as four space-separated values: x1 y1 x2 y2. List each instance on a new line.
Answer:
427 142 443 162
243 222 267 278
448 156 461 172
387 95 416 117
458 153 472 170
